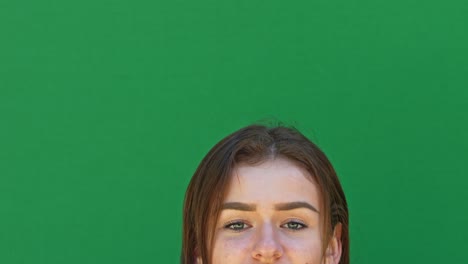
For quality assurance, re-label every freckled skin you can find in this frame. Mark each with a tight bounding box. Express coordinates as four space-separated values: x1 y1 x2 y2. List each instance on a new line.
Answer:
209 158 339 264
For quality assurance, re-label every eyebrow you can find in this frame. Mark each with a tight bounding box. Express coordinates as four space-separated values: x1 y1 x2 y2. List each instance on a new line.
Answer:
222 202 256 211
275 201 319 213
222 201 319 213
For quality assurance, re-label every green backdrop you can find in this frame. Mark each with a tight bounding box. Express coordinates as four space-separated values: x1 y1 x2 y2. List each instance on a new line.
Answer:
1 0 467 263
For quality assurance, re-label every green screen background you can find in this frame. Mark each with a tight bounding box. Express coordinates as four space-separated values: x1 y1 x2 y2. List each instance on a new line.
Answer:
1 0 467 263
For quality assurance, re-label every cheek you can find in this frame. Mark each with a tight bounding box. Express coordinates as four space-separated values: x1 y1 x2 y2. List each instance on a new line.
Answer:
212 235 252 264
282 233 324 264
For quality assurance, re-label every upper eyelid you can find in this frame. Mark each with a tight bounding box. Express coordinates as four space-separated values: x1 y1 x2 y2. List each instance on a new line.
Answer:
223 220 252 232
281 220 307 227
223 220 252 228
222 219 307 227
284 218 306 223
280 220 308 231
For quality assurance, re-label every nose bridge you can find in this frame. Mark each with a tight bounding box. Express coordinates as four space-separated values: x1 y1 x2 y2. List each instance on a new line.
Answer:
252 220 283 261
257 221 277 242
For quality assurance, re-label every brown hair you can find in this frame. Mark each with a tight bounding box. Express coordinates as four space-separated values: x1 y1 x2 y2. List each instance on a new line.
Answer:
181 124 349 264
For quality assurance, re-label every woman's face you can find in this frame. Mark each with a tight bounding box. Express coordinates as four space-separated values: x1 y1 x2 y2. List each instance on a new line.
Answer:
209 158 341 264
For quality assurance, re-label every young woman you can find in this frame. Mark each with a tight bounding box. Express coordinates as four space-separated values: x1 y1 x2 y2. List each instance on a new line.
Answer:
181 125 349 264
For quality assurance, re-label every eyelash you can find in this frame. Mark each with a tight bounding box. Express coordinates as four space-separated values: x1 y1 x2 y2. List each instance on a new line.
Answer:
223 220 308 232
224 220 252 232
281 220 308 231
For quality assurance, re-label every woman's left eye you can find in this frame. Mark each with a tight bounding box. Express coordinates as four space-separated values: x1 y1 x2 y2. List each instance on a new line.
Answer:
281 221 307 230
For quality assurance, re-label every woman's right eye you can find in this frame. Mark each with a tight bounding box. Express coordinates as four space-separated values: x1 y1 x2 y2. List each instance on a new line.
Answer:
224 221 250 232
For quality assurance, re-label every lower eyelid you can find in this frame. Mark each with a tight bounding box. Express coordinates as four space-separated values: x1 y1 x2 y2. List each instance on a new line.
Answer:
222 220 308 230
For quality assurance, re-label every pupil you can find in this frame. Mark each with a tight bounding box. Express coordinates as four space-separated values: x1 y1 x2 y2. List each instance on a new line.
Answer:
233 223 243 229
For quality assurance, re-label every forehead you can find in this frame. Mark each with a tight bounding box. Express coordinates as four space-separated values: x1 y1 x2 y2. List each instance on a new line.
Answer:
225 158 321 209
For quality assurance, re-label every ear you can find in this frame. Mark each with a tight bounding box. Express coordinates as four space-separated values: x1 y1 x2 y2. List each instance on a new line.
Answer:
325 223 343 264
